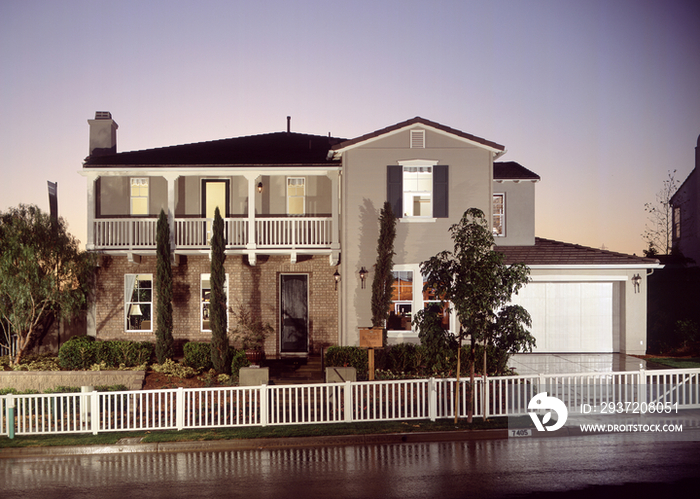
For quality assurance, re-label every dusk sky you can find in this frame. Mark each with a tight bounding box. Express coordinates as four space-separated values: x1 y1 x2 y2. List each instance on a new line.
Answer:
1 0 699 256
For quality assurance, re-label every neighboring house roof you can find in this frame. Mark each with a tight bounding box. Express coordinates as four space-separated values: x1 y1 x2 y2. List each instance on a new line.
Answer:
84 132 346 167
330 116 505 154
497 237 661 267
494 161 541 181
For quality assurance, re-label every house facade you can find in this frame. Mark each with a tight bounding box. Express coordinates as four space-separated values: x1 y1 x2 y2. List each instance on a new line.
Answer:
670 135 700 265
81 113 660 356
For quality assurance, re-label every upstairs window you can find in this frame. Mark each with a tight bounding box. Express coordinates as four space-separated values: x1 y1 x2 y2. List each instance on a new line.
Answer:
403 166 433 217
674 206 681 239
287 177 306 215
130 178 149 215
493 194 505 236
388 163 448 219
125 274 152 332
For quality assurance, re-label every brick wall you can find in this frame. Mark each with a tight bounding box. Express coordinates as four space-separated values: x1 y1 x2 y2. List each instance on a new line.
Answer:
94 254 339 356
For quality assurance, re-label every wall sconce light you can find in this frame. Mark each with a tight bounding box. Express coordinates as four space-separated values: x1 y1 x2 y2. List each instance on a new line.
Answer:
334 269 340 290
359 267 368 289
632 274 641 293
257 182 263 193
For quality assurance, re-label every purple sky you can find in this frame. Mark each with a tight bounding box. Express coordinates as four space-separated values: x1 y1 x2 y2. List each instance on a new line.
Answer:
1 0 699 255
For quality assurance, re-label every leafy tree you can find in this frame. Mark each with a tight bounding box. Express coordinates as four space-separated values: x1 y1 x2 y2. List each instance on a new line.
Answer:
0 205 95 365
210 207 230 373
371 201 396 328
420 208 534 422
155 209 174 363
414 303 457 375
643 170 679 255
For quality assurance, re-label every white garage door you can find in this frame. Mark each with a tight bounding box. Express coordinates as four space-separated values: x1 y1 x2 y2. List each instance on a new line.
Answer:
510 282 614 353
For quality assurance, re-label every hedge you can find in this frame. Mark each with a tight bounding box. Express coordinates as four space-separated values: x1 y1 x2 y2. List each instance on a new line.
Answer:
58 336 153 370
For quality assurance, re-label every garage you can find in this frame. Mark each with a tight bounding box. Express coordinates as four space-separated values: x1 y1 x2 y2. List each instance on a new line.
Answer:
510 281 616 353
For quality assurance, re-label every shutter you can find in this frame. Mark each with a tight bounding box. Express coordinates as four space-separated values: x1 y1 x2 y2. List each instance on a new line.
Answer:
433 165 448 218
387 165 403 218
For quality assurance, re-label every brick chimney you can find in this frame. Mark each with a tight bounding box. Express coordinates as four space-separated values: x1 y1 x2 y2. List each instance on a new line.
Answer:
88 111 118 157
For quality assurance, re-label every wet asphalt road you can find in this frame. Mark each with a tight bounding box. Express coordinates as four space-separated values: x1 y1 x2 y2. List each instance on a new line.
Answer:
2 433 699 498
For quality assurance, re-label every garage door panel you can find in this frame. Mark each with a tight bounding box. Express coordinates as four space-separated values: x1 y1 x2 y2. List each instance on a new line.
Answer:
510 281 614 353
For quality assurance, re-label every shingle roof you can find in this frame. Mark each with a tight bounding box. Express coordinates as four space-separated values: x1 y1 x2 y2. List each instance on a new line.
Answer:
494 161 541 181
497 238 660 266
331 117 505 152
84 132 345 167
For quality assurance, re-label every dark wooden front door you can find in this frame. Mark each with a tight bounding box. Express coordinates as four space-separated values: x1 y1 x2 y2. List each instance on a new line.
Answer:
280 274 308 353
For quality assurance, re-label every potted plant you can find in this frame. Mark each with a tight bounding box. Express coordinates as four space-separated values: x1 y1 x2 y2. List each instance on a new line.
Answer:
229 302 273 366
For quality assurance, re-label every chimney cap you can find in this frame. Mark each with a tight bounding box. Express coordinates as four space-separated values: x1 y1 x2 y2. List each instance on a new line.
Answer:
95 111 112 120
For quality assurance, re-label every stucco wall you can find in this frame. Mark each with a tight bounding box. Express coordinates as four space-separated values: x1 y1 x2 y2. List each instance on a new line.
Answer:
493 180 536 246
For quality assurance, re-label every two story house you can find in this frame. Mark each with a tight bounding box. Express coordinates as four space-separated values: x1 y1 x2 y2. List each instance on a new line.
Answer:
81 113 660 357
670 134 700 265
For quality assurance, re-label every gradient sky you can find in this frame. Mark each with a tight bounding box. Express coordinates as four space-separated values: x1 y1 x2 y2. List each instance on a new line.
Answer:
1 0 699 255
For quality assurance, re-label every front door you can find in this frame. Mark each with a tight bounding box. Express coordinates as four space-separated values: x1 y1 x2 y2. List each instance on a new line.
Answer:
202 180 229 241
280 274 308 353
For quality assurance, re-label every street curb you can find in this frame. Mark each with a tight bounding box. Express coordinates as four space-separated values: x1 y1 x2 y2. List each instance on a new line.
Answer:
0 429 509 459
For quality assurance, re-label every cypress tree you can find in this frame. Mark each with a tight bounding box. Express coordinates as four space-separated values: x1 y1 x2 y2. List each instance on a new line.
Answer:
155 209 174 363
371 201 396 328
210 207 230 373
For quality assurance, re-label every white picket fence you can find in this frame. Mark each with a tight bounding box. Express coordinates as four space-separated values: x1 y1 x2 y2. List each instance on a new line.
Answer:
2 368 699 437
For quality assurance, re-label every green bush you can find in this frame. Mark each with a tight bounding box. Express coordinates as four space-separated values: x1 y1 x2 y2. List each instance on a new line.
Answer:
184 342 213 372
59 337 153 370
325 346 368 378
230 349 250 380
58 336 97 370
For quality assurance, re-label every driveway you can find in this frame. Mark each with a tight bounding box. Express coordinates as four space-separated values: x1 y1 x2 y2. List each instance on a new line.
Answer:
508 353 653 375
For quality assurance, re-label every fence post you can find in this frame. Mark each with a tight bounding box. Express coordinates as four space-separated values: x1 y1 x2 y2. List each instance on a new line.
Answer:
484 376 490 420
428 378 436 422
344 381 353 423
7 394 15 439
176 387 184 431
91 390 99 435
260 385 268 427
638 367 646 406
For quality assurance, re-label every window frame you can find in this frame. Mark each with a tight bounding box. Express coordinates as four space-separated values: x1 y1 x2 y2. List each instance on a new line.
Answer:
493 193 505 237
398 159 439 220
125 274 153 332
286 177 306 216
130 178 149 216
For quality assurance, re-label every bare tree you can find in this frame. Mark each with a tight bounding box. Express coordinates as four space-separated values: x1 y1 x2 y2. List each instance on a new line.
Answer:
643 170 678 256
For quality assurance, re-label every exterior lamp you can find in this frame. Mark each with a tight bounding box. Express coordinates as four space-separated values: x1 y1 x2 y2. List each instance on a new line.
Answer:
257 182 263 193
359 267 368 289
333 269 340 290
632 274 641 293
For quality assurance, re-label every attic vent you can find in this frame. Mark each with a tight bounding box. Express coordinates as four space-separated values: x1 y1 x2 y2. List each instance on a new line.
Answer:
410 129 425 148
95 111 112 120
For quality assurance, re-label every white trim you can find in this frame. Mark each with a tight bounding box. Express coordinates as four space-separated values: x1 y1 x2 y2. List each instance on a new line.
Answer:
527 274 629 282
331 123 505 157
493 192 505 237
528 264 664 270
80 166 341 177
399 218 437 223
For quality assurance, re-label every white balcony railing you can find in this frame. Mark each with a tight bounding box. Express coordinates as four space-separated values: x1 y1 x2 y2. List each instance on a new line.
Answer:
92 217 333 251
256 217 332 248
93 219 157 249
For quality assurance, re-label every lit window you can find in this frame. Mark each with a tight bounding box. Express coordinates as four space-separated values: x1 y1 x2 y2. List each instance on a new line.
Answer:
201 273 229 332
403 167 432 217
287 177 306 215
493 194 505 236
423 275 451 332
387 270 413 331
130 178 149 215
125 274 152 332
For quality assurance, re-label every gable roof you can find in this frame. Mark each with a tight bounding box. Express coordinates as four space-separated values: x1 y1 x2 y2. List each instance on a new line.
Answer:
494 161 541 181
84 132 345 168
330 117 505 155
497 237 661 267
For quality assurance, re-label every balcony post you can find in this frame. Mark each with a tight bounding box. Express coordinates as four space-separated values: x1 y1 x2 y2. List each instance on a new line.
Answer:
244 173 258 265
86 173 98 250
328 170 340 265
163 173 180 250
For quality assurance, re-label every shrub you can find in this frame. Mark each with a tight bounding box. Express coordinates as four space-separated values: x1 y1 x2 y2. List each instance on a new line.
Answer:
58 336 97 370
184 342 213 372
325 346 368 377
151 359 197 378
230 349 250 380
